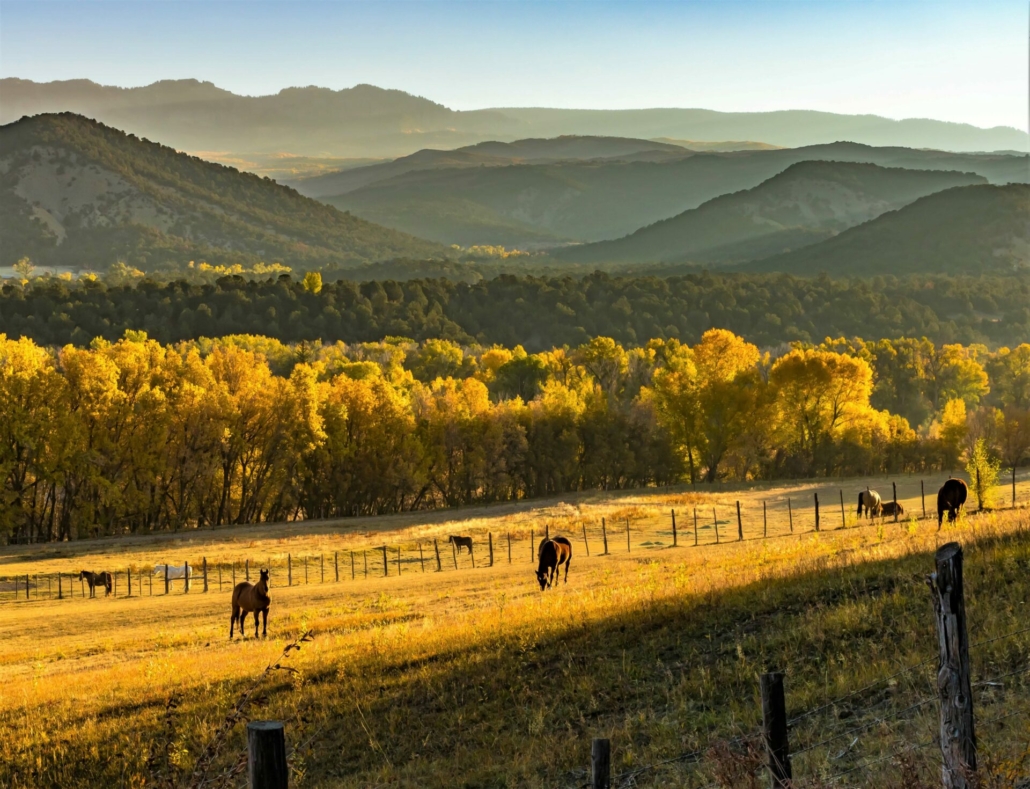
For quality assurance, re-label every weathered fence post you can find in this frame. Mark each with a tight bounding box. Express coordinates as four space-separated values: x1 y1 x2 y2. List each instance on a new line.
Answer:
713 507 719 543
763 501 768 538
531 529 535 561
839 490 846 529
396 547 402 575
164 563 170 595
601 519 609 555
582 523 590 556
127 567 132 597
363 551 368 579
382 546 389 577
247 720 288 789
671 509 677 547
303 556 308 584
787 497 794 532
451 540 458 570
930 542 976 788
693 507 698 546
58 572 63 600
545 523 550 541
625 519 631 552
288 554 292 586
351 551 356 580
591 737 611 789
922 480 927 518
203 557 208 593
434 539 442 572
113 572 117 597
335 552 339 582
232 562 236 587
418 543 425 572
892 482 899 523
488 533 494 567
184 561 189 593
507 532 512 563
760 671 793 788
218 564 223 592
80 575 85 598
246 559 250 582
470 542 476 569
321 554 325 583
736 501 743 541
814 493 820 532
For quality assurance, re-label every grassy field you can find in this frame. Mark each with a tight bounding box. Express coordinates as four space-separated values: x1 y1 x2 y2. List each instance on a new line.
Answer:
1 473 1029 788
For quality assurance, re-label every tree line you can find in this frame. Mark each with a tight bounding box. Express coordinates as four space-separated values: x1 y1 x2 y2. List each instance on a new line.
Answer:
3 330 1028 543
2 270 1030 351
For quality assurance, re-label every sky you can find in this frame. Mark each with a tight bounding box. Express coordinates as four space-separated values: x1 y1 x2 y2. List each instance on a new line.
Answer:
1 0 1027 130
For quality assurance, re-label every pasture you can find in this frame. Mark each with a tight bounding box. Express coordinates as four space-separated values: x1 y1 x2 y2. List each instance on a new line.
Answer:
1 472 1029 788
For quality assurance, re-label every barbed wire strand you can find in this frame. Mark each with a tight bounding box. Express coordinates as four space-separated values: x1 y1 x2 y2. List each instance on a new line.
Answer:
793 694 938 757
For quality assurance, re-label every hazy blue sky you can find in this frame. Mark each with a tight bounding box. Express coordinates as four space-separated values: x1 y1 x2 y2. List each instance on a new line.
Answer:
1 1 1026 129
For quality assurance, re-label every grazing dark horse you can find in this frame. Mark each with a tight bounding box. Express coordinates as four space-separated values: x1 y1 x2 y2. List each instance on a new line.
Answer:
880 501 904 518
79 570 112 598
448 535 474 555
857 488 882 518
938 478 968 527
230 568 270 639
536 537 572 590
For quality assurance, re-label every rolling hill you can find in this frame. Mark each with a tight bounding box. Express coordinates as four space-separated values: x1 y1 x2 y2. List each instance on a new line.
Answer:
0 113 447 270
323 143 1028 247
741 183 1030 277
555 162 987 265
3 78 1027 159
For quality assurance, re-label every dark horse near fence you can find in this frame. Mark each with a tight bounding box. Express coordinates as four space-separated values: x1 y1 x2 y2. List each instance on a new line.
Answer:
938 478 968 527
880 501 905 518
536 536 572 590
857 488 882 518
230 568 270 639
79 570 112 597
448 535 474 555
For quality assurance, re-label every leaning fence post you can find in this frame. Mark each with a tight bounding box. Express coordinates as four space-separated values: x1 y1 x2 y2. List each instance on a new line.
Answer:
671 509 677 547
892 482 899 523
814 493 820 532
247 720 288 789
451 540 458 570
418 543 425 572
760 671 793 788
601 519 608 555
930 542 976 787
507 532 512 563
203 557 208 593
582 523 590 556
787 497 794 532
736 501 743 541
591 737 611 789
713 507 719 543
434 539 442 572
839 490 846 529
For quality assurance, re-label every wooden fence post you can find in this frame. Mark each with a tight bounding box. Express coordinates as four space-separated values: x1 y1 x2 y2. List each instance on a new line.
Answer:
787 498 793 533
127 567 132 597
625 519 631 552
149 572 152 596
489 533 494 567
335 552 339 582
58 572 63 600
218 564 222 592
507 532 512 563
451 540 458 570
930 542 976 788
434 539 442 572
763 501 768 539
363 551 368 579
582 523 590 556
531 529 535 561
80 575 85 598
839 490 846 529
351 551 356 580
892 482 899 523
545 523 550 541
760 671 793 788
288 554 292 586
304 556 308 584
591 737 611 789
693 507 698 546
418 543 425 572
814 493 820 532
470 542 476 569
396 547 402 575
713 508 719 543
321 554 325 583
247 720 288 789
671 509 677 547
203 558 208 593
922 480 926 518
246 559 250 582
164 563 170 595
113 572 117 597
601 519 608 555
184 561 189 594
382 546 389 577
736 501 743 541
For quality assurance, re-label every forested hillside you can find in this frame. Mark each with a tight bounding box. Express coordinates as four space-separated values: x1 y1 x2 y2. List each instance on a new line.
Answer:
745 183 1030 276
3 328 1028 541
0 113 446 268
556 162 985 264
4 271 1029 350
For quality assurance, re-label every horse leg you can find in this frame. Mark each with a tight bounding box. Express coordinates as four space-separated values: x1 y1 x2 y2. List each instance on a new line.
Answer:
230 608 237 639
261 607 268 638
563 557 570 584
254 611 260 638
240 611 248 638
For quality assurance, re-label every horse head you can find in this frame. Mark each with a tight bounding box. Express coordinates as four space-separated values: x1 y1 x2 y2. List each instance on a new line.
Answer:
259 568 270 586
536 568 549 591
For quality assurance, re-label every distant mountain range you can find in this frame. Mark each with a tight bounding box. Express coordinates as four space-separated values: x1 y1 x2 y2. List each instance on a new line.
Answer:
319 142 1029 247
0 113 445 269
741 183 1030 277
3 78 1027 159
555 161 987 265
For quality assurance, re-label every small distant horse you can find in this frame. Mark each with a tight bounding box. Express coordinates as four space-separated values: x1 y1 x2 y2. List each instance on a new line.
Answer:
880 501 904 518
448 535 474 555
231 568 271 639
536 537 572 591
938 478 968 527
79 570 112 597
857 488 882 518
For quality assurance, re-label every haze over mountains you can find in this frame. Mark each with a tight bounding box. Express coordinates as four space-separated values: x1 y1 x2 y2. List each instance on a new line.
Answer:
3 78 1027 161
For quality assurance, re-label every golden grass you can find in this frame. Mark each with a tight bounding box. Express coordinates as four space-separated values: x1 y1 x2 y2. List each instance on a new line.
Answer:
1 474 1029 788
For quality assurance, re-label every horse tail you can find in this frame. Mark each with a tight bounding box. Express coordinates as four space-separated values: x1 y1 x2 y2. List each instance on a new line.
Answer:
857 493 864 515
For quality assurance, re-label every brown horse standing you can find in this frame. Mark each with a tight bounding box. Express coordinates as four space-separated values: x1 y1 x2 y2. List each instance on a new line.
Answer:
79 570 112 597
448 535 474 555
536 536 572 590
230 568 270 639
938 478 968 527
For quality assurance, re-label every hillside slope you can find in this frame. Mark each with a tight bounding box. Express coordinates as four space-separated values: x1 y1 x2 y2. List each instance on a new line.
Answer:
556 162 987 264
3 78 1027 157
326 144 1025 246
744 184 1030 276
0 113 446 269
